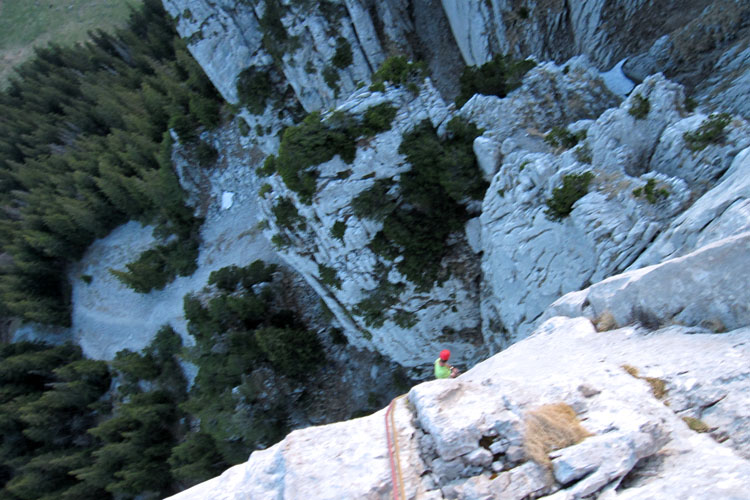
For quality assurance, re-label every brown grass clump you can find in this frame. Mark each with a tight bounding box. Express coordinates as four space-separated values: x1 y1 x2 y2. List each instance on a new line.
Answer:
644 377 667 399
621 365 668 400
621 364 639 377
682 416 711 433
523 403 591 467
593 311 617 331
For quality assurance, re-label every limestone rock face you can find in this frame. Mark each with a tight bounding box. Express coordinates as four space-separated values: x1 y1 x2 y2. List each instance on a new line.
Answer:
458 56 620 170
254 58 621 370
168 316 750 499
478 73 750 348
632 146 750 268
544 231 750 335
162 0 747 119
256 81 486 370
162 0 266 105
440 0 725 72
438 0 749 117
144 2 750 498
162 0 463 111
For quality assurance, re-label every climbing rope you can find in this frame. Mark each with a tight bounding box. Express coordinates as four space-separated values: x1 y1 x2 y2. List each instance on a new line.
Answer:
385 395 407 500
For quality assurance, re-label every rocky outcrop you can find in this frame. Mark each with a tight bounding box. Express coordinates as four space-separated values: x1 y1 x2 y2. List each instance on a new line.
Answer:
440 0 728 73
168 314 750 499
162 0 465 111
253 58 620 370
621 0 750 115
162 0 749 120
168 216 750 498
544 231 750 334
477 72 750 348
631 146 750 268
256 80 485 370
438 0 750 115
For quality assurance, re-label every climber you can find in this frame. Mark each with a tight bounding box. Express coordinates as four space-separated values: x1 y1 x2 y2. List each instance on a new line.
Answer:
434 349 459 379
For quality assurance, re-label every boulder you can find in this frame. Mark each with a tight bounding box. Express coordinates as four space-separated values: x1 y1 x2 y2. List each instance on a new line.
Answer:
544 231 750 333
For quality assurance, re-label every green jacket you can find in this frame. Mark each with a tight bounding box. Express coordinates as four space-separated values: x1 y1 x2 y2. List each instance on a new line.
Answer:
434 358 451 379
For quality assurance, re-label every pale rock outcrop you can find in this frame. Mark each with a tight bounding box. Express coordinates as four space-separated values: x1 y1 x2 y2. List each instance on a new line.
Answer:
544 231 750 335
478 73 750 348
162 0 748 120
169 315 750 499
632 146 750 267
166 393 430 499
619 0 750 119
162 0 267 104
257 81 485 370
440 0 750 119
459 56 620 174
162 0 464 113
696 44 750 118
586 74 686 176
163 0 382 111
440 0 716 71
256 58 623 369
649 114 750 191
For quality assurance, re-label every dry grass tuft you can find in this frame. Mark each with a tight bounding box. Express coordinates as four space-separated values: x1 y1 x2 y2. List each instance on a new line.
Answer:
523 403 591 467
621 365 668 400
644 377 667 399
700 317 726 333
621 364 639 377
594 311 617 331
682 416 711 433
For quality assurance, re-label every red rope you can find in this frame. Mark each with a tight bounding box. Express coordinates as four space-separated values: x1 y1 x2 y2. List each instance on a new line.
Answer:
385 398 404 500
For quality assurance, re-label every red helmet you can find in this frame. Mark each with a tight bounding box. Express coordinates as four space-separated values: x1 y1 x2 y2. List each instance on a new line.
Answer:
440 349 450 361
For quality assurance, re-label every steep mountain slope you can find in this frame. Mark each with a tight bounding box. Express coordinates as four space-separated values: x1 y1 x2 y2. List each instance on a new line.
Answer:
167 231 750 498
143 1 750 497
12 1 748 495
148 0 750 372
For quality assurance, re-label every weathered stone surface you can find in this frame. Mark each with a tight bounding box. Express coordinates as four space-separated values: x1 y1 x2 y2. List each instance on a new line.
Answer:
545 232 750 333
648 114 750 191
697 44 750 118
632 146 750 268
478 74 707 348
162 0 264 104
255 81 486 369
459 56 620 166
622 1 750 114
166 396 431 499
167 304 750 500
551 430 664 493
464 448 493 468
156 0 750 372
451 462 552 500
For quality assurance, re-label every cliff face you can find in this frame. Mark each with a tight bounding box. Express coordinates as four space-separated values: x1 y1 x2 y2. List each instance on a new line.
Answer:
167 232 750 498
153 0 750 372
477 73 750 346
164 0 750 111
92 1 750 497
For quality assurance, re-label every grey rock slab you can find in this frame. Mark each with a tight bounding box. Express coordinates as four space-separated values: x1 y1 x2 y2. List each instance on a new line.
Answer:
477 73 704 348
453 462 552 500
463 448 493 468
256 81 489 369
649 113 750 191
551 429 663 487
631 146 750 268
167 316 750 499
545 231 750 332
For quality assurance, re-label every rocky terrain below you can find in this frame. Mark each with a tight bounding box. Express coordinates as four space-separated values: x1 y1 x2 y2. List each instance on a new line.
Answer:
168 232 750 498
13 1 750 497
